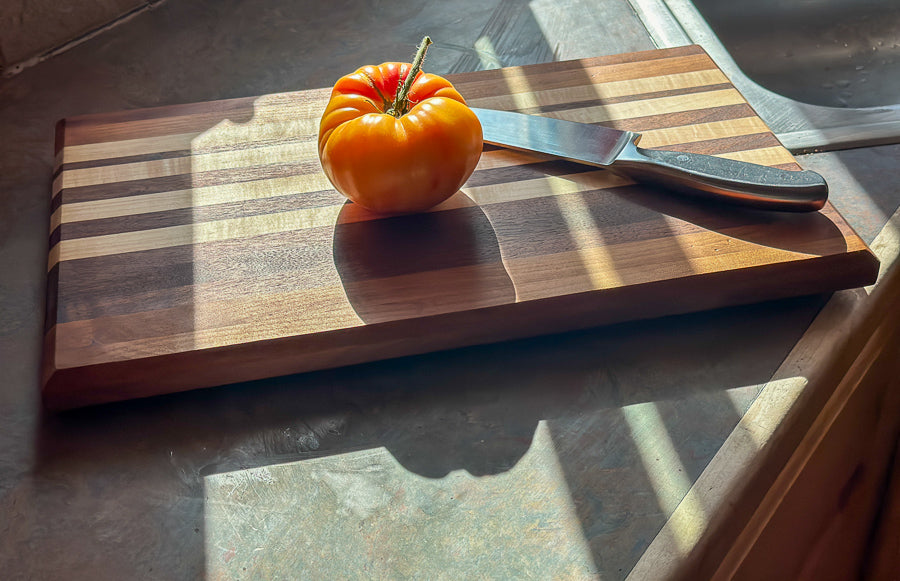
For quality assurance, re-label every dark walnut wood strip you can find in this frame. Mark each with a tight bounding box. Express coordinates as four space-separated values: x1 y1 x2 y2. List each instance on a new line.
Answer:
56 149 193 175
54 160 321 206
52 188 342 242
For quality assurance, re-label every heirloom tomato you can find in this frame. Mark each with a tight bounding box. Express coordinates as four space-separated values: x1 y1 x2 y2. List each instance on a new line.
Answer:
317 38 483 214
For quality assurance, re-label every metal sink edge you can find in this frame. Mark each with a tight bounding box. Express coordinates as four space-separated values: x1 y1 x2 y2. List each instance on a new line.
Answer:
627 0 900 154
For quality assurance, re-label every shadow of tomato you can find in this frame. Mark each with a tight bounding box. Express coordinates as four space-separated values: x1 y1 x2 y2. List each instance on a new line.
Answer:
332 192 516 325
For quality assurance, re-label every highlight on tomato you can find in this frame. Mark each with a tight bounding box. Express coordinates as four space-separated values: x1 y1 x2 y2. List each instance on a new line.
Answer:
317 37 483 214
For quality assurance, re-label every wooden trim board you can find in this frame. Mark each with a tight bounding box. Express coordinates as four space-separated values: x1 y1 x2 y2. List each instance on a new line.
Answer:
627 206 900 580
42 46 879 409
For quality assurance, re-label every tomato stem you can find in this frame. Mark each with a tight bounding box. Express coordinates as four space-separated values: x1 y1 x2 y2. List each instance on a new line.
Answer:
363 71 393 110
388 36 432 117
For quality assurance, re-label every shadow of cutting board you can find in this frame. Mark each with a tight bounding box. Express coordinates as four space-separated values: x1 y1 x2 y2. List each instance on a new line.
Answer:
43 46 879 409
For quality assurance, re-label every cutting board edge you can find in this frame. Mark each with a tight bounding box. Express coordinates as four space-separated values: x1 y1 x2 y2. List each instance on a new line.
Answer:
41 247 879 411
43 44 883 409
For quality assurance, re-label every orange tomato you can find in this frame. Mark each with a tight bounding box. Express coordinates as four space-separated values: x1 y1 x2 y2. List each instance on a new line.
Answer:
318 59 483 214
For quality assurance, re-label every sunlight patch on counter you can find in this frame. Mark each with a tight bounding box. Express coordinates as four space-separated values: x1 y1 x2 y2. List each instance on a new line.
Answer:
474 36 503 70
621 401 707 556
202 421 597 579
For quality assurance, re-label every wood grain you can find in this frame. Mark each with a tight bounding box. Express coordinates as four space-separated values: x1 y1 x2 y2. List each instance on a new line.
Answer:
42 46 879 409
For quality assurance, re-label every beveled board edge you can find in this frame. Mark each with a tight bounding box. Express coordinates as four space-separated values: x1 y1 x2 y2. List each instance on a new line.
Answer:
42 249 879 410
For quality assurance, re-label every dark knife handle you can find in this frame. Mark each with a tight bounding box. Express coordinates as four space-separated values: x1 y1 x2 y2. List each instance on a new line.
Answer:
613 139 828 212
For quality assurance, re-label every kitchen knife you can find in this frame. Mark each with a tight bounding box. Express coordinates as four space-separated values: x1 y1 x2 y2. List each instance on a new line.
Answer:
471 107 827 212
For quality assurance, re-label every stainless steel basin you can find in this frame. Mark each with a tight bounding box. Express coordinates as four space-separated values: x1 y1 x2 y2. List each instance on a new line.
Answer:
630 0 900 152
692 0 899 109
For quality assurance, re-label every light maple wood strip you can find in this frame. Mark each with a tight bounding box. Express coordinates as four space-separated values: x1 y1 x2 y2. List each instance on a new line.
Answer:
58 116 321 167
49 203 344 270
61 89 331 147
58 131 197 168
451 50 715 99
639 117 772 148
54 139 321 193
466 68 730 111
50 169 633 266
717 146 797 167
465 170 632 206
50 172 336 230
472 148 554 170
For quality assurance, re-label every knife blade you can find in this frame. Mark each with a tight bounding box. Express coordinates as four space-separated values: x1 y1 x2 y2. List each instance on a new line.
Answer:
471 107 827 212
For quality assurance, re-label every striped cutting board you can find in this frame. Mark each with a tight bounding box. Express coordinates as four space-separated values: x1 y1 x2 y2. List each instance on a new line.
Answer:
44 46 878 409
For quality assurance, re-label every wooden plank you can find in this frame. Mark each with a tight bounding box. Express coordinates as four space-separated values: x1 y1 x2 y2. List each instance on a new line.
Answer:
864 438 900 581
42 46 880 409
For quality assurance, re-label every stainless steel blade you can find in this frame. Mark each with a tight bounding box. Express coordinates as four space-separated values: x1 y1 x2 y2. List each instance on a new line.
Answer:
471 107 635 167
470 107 829 212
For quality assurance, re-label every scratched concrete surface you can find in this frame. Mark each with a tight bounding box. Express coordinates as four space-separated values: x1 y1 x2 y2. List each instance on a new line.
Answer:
2 0 898 579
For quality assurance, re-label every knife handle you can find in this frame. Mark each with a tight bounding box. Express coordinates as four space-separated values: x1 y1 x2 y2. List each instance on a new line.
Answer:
614 139 828 212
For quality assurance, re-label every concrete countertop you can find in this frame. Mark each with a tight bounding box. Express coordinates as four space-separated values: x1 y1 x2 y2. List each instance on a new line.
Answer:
1 1 897 579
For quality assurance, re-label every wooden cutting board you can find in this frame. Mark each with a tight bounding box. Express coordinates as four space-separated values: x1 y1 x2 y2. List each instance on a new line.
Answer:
43 45 879 409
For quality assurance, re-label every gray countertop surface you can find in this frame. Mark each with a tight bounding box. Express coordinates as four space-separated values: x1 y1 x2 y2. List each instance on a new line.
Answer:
1 1 898 579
